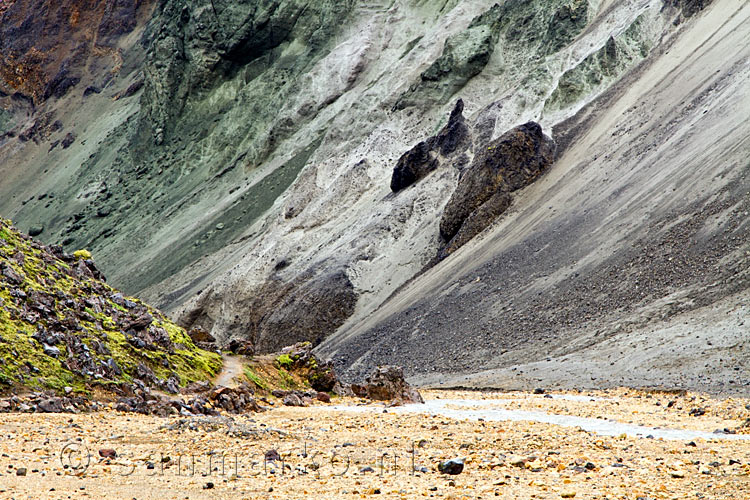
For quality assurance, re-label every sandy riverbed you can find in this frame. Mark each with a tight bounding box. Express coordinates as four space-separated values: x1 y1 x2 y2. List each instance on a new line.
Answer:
1 389 749 499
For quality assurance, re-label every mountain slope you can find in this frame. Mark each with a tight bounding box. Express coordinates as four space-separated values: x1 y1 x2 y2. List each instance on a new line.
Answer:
319 0 750 393
1 0 748 392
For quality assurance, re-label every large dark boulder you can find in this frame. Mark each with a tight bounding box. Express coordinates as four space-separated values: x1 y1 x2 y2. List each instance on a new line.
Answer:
439 121 555 256
391 141 438 193
390 99 471 192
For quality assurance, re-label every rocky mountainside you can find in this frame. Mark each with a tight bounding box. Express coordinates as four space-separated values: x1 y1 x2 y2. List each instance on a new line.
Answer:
1 0 748 392
0 218 221 396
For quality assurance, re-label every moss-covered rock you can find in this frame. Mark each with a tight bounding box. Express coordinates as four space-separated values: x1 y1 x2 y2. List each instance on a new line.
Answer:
0 218 221 396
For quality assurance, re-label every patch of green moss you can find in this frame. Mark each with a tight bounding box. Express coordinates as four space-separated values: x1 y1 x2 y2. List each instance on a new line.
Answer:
276 353 293 368
0 226 13 243
109 301 128 313
244 366 270 391
0 306 73 392
73 249 92 260
277 367 298 390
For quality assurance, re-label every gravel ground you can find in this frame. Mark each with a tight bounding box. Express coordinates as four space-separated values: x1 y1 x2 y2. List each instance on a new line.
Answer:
1 389 749 499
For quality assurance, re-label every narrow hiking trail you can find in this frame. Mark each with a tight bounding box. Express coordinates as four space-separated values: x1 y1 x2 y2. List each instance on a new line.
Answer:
214 355 245 388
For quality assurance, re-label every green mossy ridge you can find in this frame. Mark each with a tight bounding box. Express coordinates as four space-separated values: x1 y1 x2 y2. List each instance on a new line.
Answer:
0 218 222 395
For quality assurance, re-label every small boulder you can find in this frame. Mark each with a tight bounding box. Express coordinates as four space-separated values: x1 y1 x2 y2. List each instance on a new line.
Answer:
42 343 61 358
188 327 215 344
99 449 117 459
36 397 63 413
228 338 255 356
354 365 424 404
282 393 304 407
438 458 464 475
1 264 23 285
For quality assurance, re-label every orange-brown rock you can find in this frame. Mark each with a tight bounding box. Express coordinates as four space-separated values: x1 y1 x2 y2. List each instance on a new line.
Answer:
0 0 154 104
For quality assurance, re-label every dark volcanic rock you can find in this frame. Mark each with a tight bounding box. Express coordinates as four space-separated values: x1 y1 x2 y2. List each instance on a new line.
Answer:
264 449 281 462
353 365 424 405
391 140 438 193
60 132 75 149
228 338 255 356
438 458 464 475
391 99 471 192
1 263 23 284
254 270 358 353
665 0 714 19
308 362 337 392
438 121 555 257
97 0 138 47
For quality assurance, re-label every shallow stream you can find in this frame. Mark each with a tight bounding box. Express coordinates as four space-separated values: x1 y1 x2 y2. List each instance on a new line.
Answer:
329 397 750 441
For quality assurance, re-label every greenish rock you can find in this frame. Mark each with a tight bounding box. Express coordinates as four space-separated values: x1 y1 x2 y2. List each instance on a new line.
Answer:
0 108 13 135
395 5 502 110
542 0 592 55
396 0 593 110
545 14 655 113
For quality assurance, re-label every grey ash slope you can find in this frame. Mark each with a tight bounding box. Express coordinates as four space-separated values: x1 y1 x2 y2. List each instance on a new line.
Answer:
319 0 750 393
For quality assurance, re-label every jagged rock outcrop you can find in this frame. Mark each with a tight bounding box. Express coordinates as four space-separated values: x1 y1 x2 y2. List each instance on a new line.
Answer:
438 122 556 257
391 99 471 192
